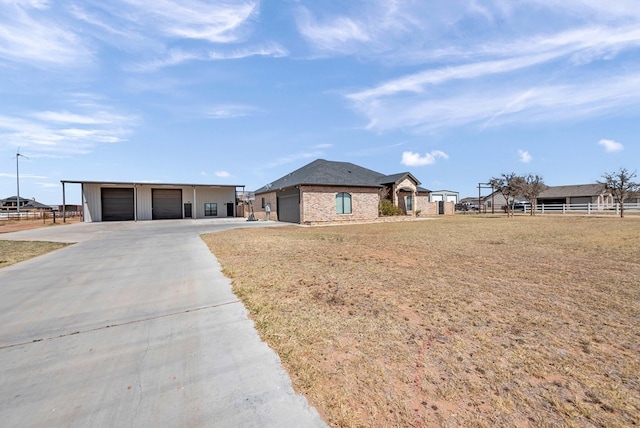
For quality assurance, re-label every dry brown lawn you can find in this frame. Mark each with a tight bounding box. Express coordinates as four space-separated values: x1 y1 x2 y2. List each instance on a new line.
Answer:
202 215 640 427
0 240 70 268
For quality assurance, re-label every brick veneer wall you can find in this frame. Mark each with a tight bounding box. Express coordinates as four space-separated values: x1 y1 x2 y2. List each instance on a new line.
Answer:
300 185 379 224
249 191 278 221
417 195 437 215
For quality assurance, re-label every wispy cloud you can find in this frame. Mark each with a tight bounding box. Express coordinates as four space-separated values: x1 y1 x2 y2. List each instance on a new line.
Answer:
296 7 370 53
332 1 640 132
0 172 47 179
215 171 230 178
131 43 287 72
0 100 136 157
598 139 624 153
205 104 257 120
349 71 640 132
401 150 448 166
0 1 91 67
518 150 533 163
267 150 326 168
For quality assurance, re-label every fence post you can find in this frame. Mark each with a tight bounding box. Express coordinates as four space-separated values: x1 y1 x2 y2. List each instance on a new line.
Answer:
588 203 591 215
562 204 565 214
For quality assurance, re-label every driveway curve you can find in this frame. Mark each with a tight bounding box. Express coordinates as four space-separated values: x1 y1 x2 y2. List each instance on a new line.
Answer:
0 219 325 427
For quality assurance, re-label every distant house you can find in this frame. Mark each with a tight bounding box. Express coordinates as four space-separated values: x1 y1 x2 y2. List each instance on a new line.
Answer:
462 183 617 212
1 196 52 212
252 159 453 224
537 184 613 207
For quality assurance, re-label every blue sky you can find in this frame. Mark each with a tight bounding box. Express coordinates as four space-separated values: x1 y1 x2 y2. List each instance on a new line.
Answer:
1 0 639 204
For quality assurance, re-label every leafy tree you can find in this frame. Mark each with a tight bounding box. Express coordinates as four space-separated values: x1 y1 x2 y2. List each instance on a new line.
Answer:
520 174 547 215
489 173 524 217
598 168 640 218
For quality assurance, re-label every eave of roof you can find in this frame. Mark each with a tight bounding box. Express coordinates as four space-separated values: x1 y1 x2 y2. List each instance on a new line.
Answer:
61 180 243 188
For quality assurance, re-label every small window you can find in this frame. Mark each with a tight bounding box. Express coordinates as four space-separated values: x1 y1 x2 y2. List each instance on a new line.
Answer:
406 195 413 211
336 192 352 214
204 203 217 217
261 197 265 208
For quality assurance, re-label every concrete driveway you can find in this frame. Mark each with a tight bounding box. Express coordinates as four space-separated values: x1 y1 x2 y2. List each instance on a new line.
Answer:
0 219 325 427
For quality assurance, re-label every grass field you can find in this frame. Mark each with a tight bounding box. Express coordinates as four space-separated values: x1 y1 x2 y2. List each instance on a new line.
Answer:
0 240 70 268
203 215 640 427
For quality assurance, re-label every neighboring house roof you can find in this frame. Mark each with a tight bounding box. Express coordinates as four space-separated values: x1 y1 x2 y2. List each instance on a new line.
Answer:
1 196 52 210
538 183 606 199
23 200 53 209
2 196 30 204
255 159 424 194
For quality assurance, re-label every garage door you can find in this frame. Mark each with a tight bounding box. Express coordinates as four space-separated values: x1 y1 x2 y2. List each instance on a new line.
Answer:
152 189 182 219
277 192 300 223
101 188 134 221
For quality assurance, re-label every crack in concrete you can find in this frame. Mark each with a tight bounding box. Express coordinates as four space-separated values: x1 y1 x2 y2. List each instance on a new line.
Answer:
0 300 241 350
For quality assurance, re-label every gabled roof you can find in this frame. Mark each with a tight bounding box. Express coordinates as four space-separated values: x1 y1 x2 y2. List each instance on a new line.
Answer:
255 159 423 194
538 183 607 199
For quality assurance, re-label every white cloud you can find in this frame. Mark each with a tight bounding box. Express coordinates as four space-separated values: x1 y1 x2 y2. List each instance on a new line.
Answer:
401 150 448 166
296 7 370 52
267 150 326 168
206 104 256 120
215 171 230 177
0 102 136 157
0 1 91 67
518 150 533 163
349 72 640 132
598 139 624 152
118 0 258 43
131 43 287 72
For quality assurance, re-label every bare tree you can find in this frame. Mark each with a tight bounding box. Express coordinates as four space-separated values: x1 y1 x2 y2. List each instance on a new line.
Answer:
598 168 640 218
521 174 547 215
489 173 524 217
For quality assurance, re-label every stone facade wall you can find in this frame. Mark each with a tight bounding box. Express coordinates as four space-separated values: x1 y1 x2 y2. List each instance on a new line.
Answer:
300 185 379 224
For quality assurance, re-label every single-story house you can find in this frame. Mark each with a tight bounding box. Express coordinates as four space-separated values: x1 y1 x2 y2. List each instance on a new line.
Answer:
537 184 612 207
1 196 53 212
61 180 243 222
250 159 452 224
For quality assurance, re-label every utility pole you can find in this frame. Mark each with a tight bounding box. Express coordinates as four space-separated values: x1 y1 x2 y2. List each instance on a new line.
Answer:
16 149 28 214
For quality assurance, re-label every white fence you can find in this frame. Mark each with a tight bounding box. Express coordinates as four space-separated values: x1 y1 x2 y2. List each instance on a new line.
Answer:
0 211 82 221
521 203 640 216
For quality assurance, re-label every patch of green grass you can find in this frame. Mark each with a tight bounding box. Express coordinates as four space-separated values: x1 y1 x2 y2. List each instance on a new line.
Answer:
0 240 71 268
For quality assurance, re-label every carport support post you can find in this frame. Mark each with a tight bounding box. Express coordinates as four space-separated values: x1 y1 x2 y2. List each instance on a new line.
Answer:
134 184 138 222
62 181 66 223
193 187 197 219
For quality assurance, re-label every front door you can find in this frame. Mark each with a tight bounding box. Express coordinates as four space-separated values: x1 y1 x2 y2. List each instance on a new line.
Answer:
226 202 234 217
184 203 192 218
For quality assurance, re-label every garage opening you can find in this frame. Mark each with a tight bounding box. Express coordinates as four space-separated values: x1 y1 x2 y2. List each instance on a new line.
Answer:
277 189 300 223
101 188 135 221
152 189 183 219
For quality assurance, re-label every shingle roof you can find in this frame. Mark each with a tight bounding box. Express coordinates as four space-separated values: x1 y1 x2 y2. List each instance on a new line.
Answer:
255 159 424 194
538 183 607 199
